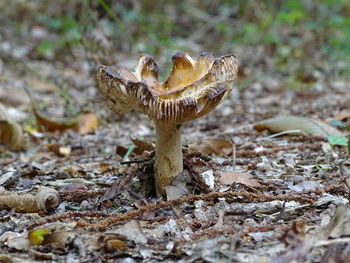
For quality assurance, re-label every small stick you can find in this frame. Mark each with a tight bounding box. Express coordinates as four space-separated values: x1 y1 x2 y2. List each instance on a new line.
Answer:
256 129 306 141
231 138 236 171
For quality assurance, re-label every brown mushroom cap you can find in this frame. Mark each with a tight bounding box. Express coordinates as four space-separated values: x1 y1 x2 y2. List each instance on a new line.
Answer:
97 52 238 124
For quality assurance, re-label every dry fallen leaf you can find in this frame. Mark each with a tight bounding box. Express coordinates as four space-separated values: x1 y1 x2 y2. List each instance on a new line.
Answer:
0 232 31 251
105 239 127 252
44 229 77 249
25 88 98 134
219 171 260 187
0 254 13 263
33 107 76 133
76 113 99 134
254 115 344 137
33 108 98 134
288 180 320 192
131 136 154 152
0 103 25 151
0 186 60 213
188 138 232 156
330 110 350 122
323 205 350 239
107 220 147 244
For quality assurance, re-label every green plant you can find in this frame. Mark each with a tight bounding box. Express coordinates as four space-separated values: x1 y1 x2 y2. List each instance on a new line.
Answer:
36 15 82 57
328 120 350 153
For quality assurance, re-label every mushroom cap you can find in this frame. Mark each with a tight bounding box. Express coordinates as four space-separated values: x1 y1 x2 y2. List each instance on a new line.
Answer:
97 52 238 124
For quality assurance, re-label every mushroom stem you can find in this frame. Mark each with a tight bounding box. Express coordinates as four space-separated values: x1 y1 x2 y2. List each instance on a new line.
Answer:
154 120 183 197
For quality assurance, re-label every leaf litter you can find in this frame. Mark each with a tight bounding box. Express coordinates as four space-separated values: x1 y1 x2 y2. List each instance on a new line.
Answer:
1 27 350 263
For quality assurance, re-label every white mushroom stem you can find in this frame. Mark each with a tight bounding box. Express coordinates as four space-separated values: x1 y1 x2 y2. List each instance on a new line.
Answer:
154 120 183 197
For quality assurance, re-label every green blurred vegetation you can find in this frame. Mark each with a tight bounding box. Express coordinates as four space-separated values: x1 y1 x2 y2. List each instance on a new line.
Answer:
1 0 350 78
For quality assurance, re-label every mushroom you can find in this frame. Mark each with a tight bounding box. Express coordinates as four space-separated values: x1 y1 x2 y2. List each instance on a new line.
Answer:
97 52 238 197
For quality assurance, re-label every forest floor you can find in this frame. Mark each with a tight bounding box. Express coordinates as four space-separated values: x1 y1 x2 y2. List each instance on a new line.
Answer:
1 39 350 262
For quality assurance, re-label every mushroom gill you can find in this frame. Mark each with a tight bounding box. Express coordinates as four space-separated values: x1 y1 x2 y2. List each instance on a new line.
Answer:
97 52 238 197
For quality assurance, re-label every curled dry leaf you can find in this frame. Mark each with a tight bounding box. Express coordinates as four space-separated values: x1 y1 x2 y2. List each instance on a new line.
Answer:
1 224 77 252
0 254 13 263
26 82 98 134
188 138 232 156
0 186 59 213
33 106 76 133
105 239 127 252
44 230 77 249
107 220 147 244
324 205 350 238
0 103 25 151
254 115 344 138
219 171 260 188
33 106 98 134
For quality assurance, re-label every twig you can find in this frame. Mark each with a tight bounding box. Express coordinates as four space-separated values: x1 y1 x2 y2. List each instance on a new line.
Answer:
231 138 236 171
87 191 316 231
256 130 306 141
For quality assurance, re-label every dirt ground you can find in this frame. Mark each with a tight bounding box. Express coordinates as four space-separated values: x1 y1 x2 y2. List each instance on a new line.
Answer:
0 45 349 262
0 1 350 263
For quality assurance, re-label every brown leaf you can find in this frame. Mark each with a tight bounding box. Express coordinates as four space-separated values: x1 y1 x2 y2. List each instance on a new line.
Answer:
187 156 210 174
26 87 97 134
0 103 25 151
34 108 98 134
324 205 350 239
108 220 147 244
330 110 350 122
33 107 76 133
130 137 154 152
105 239 127 252
44 230 77 249
116 145 128 156
0 254 14 263
0 120 24 151
188 138 232 156
219 171 260 187
76 113 99 134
